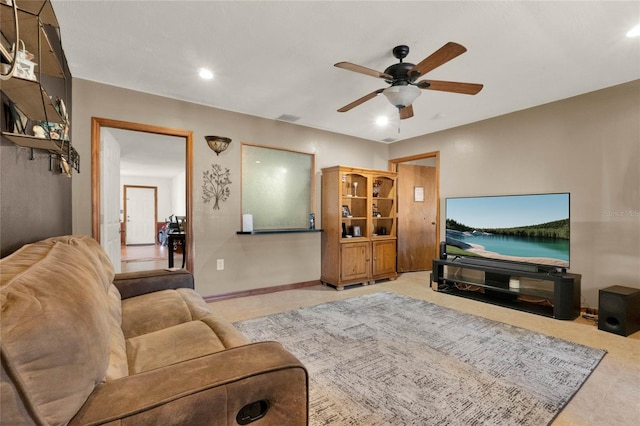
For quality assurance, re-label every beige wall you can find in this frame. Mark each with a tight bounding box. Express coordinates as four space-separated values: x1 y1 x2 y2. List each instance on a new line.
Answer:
389 80 640 306
71 79 389 297
72 78 639 306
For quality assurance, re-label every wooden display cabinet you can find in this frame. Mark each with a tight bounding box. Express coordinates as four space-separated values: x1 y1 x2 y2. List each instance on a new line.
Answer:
321 166 397 290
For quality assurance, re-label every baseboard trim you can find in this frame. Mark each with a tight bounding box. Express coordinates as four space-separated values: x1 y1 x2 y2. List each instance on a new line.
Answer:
203 280 321 302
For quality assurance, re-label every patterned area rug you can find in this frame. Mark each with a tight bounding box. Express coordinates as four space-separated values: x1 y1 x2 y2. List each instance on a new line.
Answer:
234 292 605 426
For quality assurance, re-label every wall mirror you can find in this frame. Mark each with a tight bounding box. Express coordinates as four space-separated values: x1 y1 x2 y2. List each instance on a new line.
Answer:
241 143 315 230
91 118 193 272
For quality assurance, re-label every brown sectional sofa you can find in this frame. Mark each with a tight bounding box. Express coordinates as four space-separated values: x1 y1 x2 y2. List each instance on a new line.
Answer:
0 235 308 425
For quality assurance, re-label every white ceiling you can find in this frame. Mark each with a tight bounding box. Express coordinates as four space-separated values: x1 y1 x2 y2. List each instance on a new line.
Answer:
51 1 640 143
106 128 185 178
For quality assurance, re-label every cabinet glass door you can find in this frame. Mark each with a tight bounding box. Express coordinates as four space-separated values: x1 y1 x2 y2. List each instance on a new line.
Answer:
341 173 367 239
372 175 395 238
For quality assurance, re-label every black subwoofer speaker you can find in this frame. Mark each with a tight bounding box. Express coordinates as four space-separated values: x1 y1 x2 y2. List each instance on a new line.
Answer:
598 286 640 336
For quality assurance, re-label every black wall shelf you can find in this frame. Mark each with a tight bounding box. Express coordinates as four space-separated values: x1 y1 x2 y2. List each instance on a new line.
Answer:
237 229 323 235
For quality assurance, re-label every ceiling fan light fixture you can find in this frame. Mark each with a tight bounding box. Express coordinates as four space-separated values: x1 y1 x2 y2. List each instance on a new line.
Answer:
383 85 421 108
205 135 232 155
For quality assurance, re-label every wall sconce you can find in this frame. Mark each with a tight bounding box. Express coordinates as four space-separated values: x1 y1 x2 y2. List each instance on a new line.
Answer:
205 135 232 156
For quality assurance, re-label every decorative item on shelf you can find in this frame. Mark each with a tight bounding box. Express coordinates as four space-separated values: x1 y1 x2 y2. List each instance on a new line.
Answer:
342 205 351 217
205 135 232 155
509 277 521 289
352 181 358 197
373 180 382 197
35 122 69 141
60 156 71 178
352 226 361 237
56 97 69 123
12 40 37 81
7 101 26 133
32 125 46 138
372 204 381 217
68 146 80 173
309 213 315 230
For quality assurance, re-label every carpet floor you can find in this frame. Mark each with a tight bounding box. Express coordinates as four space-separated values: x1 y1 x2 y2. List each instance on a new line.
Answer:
234 292 606 426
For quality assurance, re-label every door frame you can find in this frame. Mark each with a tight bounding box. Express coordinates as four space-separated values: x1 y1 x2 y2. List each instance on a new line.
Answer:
123 185 158 245
91 117 194 271
389 151 441 263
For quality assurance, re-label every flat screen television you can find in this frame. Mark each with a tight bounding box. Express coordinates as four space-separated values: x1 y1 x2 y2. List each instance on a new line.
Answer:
445 193 570 271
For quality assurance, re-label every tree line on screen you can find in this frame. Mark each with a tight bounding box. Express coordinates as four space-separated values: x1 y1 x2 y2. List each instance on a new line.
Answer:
446 218 569 240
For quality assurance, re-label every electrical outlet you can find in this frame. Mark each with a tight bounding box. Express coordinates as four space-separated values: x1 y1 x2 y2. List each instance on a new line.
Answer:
216 259 224 271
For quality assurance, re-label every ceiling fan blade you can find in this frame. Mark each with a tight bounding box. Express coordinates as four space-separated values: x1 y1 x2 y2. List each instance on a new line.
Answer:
337 89 385 112
399 105 414 120
421 80 483 95
334 62 393 80
408 42 467 80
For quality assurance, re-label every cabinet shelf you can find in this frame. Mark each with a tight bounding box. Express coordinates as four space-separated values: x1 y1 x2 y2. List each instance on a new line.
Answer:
1 4 64 77
1 76 63 122
341 236 368 241
14 0 59 27
440 273 555 300
2 132 66 154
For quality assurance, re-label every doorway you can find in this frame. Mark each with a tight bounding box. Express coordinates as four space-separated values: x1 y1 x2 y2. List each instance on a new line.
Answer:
91 117 194 271
389 151 440 272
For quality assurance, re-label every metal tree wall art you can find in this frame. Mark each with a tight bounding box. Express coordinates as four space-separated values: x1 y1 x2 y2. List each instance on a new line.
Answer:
202 164 231 210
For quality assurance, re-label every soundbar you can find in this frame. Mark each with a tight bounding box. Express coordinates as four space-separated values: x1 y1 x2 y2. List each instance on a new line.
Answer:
455 256 540 273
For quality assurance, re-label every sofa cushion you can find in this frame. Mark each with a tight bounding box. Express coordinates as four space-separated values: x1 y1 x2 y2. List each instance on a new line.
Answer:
121 287 217 338
0 236 115 425
126 320 228 374
105 284 129 381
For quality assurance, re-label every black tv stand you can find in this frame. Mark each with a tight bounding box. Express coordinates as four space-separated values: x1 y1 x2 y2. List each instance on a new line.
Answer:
432 259 581 320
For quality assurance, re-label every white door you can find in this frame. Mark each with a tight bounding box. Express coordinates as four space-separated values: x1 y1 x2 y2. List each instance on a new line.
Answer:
100 132 122 272
125 186 156 245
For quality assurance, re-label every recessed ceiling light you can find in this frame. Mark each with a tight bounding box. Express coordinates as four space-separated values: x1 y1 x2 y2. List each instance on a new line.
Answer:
627 23 640 38
199 68 214 79
375 116 389 126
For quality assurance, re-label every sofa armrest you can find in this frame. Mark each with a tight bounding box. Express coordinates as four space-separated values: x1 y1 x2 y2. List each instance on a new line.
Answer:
69 342 308 426
113 269 194 299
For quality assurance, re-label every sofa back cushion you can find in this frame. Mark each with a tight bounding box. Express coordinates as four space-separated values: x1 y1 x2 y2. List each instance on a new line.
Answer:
0 235 116 425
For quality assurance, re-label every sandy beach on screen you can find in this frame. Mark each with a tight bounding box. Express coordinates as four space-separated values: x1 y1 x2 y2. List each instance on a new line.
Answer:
464 242 569 267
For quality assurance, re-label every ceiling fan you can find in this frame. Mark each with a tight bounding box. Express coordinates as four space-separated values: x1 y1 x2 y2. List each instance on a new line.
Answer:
335 42 483 120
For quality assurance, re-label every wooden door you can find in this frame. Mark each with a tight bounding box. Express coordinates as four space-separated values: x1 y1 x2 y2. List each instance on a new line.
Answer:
397 164 437 271
372 240 396 278
340 242 370 282
125 186 157 245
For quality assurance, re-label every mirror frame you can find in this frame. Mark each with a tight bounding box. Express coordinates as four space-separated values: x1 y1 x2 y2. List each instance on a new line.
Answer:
91 117 194 271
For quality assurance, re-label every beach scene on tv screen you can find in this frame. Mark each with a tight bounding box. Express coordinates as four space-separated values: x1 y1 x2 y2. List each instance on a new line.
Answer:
446 194 570 268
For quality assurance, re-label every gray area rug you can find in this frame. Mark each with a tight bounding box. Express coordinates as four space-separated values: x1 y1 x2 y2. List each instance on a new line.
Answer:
234 292 605 425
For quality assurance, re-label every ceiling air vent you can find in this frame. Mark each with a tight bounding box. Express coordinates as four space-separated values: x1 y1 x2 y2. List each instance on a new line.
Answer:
382 137 396 143
276 114 301 123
